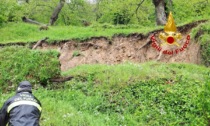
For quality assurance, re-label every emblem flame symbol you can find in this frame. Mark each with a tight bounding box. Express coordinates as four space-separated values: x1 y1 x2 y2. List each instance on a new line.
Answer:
159 12 182 47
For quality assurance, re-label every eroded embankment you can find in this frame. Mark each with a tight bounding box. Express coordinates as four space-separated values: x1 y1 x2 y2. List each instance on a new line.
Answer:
1 20 208 71
37 20 207 71
57 35 200 71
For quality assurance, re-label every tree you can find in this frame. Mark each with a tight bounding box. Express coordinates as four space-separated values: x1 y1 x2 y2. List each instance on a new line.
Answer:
152 0 167 25
49 0 65 25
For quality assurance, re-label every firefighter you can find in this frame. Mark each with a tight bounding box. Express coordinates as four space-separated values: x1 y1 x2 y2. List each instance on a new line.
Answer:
0 81 42 126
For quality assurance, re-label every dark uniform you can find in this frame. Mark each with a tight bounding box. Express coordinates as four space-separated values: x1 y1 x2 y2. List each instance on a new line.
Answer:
0 81 42 126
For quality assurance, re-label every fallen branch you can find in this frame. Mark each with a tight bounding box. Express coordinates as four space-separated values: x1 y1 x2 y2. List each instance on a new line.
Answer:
32 37 49 49
22 16 46 26
49 76 74 82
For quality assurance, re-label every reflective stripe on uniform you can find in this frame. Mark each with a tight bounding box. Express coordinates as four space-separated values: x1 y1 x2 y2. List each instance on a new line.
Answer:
7 101 42 113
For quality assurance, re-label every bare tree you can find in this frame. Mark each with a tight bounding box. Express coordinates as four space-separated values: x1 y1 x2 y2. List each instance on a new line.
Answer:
152 0 167 25
49 0 65 25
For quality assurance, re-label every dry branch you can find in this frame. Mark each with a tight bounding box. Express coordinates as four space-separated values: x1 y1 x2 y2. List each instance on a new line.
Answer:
32 37 49 49
22 16 46 26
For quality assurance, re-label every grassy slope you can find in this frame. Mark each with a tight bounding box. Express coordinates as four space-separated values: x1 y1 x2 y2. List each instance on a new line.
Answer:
2 18 210 44
1 62 209 125
0 18 209 44
0 23 163 44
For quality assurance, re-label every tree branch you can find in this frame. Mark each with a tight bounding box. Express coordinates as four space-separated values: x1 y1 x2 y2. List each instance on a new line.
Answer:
135 0 145 16
130 0 145 22
32 37 49 49
22 16 46 26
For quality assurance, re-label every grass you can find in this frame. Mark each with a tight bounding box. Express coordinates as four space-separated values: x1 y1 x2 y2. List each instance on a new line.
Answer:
62 62 208 89
1 62 209 125
0 46 60 92
0 22 163 44
1 18 210 44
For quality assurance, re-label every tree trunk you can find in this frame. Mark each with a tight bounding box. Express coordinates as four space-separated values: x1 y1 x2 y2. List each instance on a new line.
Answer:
153 0 167 25
49 0 65 26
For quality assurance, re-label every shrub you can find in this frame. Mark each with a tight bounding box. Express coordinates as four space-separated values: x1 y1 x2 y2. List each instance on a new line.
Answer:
0 46 61 92
0 1 25 25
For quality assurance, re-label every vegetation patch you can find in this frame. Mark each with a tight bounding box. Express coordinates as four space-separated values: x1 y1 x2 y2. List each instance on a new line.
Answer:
0 46 60 92
0 22 162 44
50 62 210 125
1 62 210 125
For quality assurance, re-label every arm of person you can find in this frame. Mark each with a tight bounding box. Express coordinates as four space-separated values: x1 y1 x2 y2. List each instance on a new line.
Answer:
0 102 9 126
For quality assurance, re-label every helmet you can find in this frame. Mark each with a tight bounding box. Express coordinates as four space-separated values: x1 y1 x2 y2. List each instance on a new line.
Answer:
16 81 32 93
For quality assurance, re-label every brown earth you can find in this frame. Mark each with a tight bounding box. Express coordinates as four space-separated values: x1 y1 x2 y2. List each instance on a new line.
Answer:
37 20 207 72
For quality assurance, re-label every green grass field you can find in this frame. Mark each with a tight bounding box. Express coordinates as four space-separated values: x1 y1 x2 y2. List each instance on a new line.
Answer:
1 62 210 125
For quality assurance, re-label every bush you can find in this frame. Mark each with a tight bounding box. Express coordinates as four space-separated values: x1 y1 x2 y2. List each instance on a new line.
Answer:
0 1 25 25
0 46 61 92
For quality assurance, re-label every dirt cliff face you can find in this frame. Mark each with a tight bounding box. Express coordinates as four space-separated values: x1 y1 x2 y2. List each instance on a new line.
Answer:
38 20 207 71
39 34 200 71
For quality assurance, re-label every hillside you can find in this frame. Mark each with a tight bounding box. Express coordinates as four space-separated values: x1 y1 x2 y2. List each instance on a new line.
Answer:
0 20 210 126
1 0 210 125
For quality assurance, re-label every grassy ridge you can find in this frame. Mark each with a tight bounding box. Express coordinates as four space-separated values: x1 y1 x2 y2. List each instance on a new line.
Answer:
0 23 162 44
1 62 209 125
0 19 209 44
4 19 210 44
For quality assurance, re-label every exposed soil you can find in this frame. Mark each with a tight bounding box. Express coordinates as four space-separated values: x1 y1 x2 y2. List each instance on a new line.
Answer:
39 35 200 71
